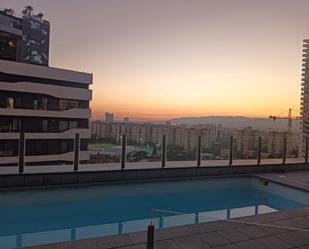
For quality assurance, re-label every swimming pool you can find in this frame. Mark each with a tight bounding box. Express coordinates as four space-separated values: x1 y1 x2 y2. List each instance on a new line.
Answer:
0 176 308 249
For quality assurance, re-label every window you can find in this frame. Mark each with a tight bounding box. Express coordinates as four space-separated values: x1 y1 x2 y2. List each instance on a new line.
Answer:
26 139 74 156
12 119 19 132
59 100 68 111
7 97 14 109
42 120 48 132
69 120 78 129
79 119 89 128
59 99 79 111
0 36 17 62
69 100 79 108
15 98 22 109
80 139 88 151
0 119 10 132
60 141 67 153
49 119 58 132
59 120 69 132
0 140 18 157
79 101 89 108
33 99 38 110
42 97 48 110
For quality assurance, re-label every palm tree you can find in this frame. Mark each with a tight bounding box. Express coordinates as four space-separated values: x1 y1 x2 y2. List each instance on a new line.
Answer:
22 5 34 16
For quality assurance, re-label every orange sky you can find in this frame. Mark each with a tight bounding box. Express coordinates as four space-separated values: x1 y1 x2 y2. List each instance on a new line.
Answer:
5 0 309 121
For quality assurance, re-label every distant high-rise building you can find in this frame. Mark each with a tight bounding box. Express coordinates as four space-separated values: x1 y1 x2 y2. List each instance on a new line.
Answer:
301 39 309 154
0 9 50 66
123 117 129 123
105 112 114 123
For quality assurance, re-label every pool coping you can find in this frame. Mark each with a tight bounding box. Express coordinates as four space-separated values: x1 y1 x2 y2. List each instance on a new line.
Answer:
1 162 309 191
253 172 309 193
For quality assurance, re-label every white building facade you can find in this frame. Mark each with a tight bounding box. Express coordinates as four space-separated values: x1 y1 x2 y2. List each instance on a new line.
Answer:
0 59 92 165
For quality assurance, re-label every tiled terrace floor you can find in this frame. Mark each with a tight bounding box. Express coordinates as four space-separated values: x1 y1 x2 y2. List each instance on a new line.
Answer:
255 170 309 192
22 170 309 249
23 207 309 249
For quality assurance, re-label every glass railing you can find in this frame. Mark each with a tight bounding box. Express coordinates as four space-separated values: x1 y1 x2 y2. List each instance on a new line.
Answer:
166 133 196 167
202 134 231 166
0 131 308 174
232 135 257 166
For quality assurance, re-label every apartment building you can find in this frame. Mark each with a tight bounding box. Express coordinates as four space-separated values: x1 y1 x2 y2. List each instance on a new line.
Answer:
234 127 261 157
301 39 309 154
0 10 92 165
91 121 218 152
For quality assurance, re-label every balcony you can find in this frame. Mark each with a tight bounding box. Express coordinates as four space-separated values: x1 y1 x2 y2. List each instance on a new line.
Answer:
0 81 92 101
0 107 91 119
0 22 22 36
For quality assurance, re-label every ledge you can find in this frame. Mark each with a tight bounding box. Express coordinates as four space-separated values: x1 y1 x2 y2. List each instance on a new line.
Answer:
0 163 308 190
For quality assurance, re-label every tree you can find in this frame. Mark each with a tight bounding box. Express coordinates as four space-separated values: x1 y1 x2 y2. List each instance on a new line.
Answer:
3 8 14 16
36 12 44 19
22 5 34 16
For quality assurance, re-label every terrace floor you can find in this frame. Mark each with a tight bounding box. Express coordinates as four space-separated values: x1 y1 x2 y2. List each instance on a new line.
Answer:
22 170 309 249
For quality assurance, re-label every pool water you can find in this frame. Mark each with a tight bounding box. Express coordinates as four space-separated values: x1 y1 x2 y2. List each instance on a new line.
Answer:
0 177 308 249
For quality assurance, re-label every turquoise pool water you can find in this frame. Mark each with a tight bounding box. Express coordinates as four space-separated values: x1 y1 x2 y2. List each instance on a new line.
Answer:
0 177 307 249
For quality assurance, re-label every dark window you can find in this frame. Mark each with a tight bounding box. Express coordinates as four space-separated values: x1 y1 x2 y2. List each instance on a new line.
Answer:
33 99 38 110
26 139 74 156
59 120 69 132
42 97 48 110
80 139 88 151
0 32 18 62
22 118 42 132
0 139 18 157
69 121 78 129
60 141 68 153
79 119 89 129
49 119 58 132
79 101 89 108
0 116 89 133
15 97 22 108
0 72 89 89
42 120 48 132
12 119 20 132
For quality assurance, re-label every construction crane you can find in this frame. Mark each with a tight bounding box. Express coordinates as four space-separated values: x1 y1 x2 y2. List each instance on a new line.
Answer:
269 108 301 133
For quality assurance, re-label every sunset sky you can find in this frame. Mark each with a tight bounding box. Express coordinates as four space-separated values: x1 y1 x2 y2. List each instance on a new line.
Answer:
4 0 309 121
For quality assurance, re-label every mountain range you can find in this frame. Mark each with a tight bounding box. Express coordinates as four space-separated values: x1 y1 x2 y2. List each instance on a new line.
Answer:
169 116 299 133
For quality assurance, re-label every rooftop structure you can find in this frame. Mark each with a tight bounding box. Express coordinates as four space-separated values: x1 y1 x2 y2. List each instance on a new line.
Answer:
301 39 309 155
0 8 50 66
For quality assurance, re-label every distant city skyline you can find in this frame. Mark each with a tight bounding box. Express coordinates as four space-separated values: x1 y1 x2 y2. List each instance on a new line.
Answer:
3 0 309 120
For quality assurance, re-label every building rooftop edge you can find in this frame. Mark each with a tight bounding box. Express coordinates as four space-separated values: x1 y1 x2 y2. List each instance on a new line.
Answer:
0 9 50 24
0 59 93 84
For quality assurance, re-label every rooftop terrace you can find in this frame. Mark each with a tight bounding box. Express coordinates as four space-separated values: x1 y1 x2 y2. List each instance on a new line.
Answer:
18 170 309 249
